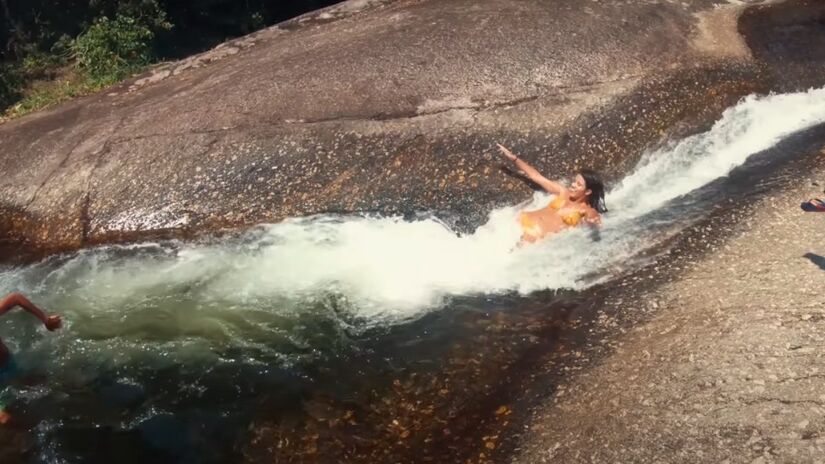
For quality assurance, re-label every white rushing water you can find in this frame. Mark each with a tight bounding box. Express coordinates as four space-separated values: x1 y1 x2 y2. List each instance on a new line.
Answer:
3 87 825 328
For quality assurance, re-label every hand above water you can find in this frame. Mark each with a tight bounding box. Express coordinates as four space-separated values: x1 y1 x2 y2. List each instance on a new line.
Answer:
583 214 602 227
496 143 518 162
45 314 62 331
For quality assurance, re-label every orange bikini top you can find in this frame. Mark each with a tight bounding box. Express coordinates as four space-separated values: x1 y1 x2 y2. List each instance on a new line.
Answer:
549 196 583 227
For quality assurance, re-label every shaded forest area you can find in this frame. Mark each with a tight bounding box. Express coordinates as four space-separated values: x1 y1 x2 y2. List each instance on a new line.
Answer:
0 0 341 118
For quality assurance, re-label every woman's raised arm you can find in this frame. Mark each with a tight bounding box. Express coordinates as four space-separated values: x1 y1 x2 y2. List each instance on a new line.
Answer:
496 144 566 195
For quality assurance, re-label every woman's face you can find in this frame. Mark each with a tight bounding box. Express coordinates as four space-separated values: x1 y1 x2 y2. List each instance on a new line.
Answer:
569 174 589 200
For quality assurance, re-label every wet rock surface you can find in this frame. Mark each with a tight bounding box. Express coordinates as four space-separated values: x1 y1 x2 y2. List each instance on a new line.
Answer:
241 295 587 463
2 0 820 258
740 0 825 92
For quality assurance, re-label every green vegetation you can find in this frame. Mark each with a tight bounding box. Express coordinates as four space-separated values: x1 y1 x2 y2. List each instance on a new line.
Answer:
0 1 172 119
0 0 340 120
73 15 167 85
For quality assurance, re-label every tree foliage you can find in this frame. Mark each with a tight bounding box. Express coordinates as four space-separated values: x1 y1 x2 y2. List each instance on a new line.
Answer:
0 0 341 115
72 14 164 84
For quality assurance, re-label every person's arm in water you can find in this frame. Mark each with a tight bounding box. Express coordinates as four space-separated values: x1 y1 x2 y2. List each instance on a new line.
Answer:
0 293 61 426
583 209 602 227
0 293 62 331
496 143 568 196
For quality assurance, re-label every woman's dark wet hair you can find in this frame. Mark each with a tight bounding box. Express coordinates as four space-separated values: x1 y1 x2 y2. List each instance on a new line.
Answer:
579 169 608 213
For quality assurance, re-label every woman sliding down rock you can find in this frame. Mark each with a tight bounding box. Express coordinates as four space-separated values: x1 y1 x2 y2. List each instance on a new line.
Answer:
497 143 607 244
0 292 62 425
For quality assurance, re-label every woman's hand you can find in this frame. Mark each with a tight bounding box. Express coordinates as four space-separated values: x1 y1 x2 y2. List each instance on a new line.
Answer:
583 213 602 227
496 143 518 162
495 143 564 195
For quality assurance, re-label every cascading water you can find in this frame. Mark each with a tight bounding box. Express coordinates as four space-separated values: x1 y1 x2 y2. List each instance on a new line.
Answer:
2 86 825 461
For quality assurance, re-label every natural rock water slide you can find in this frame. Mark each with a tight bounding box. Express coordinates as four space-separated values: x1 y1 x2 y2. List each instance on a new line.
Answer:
1 0 824 462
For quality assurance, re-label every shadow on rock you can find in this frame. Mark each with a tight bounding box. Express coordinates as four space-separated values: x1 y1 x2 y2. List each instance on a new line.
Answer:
803 252 825 271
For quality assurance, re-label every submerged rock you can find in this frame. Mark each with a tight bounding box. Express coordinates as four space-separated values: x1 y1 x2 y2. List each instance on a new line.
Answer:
0 0 823 259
